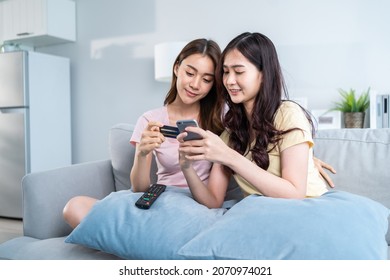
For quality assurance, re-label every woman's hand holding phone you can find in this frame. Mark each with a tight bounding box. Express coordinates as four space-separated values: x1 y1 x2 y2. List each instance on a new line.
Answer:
178 125 231 165
176 119 203 141
177 120 201 169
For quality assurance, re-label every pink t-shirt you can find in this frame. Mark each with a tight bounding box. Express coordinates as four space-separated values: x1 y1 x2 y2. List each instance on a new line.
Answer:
130 106 212 187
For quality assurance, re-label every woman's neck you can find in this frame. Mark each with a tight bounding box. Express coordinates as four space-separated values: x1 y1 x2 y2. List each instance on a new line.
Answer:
243 99 254 119
167 101 200 125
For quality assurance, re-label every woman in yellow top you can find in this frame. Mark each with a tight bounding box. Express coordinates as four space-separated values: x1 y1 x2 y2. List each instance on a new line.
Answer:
178 32 329 208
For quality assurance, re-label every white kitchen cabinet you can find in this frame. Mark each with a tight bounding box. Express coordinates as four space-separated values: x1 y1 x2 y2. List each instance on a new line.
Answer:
1 0 75 47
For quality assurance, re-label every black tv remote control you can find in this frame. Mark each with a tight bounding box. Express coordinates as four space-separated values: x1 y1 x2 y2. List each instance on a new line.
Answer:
135 184 166 209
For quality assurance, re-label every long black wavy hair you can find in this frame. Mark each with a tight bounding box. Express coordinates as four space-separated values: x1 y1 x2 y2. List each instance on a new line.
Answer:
216 32 314 171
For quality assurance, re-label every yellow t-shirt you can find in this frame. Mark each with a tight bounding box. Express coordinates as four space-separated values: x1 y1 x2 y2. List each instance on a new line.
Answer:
220 101 328 197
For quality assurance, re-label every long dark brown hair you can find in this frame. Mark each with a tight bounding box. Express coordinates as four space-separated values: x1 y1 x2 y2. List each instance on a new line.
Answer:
164 39 224 135
216 32 314 170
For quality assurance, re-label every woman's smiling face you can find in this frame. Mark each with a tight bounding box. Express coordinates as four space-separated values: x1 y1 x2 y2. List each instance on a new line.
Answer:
222 49 263 113
174 53 215 105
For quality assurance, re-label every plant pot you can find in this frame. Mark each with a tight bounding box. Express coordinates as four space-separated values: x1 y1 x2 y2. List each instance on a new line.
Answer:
344 112 365 128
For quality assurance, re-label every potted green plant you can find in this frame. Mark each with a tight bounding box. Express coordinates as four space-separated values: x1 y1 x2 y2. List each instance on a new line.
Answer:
331 87 370 128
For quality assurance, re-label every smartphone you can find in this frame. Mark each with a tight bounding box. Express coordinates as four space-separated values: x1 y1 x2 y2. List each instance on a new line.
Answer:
176 119 203 141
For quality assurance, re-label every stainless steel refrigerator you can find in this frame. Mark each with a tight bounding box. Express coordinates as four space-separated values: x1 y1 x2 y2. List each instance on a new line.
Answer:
0 51 72 219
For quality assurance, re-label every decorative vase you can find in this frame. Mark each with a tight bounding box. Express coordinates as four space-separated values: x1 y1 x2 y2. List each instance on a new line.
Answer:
344 112 365 128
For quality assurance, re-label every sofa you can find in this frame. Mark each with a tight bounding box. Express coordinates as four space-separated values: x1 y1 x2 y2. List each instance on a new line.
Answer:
0 123 389 260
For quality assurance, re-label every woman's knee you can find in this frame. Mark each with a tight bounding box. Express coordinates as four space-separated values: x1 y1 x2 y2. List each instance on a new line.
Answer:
63 196 97 228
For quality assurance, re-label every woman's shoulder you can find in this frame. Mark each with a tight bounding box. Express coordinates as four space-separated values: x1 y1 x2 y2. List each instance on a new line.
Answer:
278 100 302 112
276 100 306 118
140 106 168 121
142 106 167 115
274 100 310 130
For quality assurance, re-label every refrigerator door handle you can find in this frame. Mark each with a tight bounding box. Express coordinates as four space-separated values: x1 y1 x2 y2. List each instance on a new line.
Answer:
0 108 26 114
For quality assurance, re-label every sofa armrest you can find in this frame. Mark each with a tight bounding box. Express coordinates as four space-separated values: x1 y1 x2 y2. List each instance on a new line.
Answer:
22 159 115 239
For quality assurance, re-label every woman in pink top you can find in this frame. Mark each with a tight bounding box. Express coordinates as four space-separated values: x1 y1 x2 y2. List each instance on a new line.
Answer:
62 39 224 228
130 39 224 192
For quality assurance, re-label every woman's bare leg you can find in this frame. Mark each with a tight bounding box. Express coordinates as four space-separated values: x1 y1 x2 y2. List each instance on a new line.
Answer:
63 196 98 228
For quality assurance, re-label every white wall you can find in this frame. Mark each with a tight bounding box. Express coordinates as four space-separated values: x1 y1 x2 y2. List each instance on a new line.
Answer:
36 0 390 163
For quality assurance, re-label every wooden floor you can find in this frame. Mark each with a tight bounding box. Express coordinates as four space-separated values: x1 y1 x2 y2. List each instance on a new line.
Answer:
0 218 23 244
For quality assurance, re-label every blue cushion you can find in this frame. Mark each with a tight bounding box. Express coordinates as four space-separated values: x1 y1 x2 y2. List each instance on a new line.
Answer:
178 191 390 260
65 187 225 259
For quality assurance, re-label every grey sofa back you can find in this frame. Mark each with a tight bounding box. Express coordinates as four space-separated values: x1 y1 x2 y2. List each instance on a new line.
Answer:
314 129 390 209
109 123 157 191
